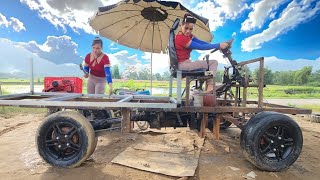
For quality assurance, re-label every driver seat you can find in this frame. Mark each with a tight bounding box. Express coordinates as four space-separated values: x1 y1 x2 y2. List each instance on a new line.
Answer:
168 18 216 105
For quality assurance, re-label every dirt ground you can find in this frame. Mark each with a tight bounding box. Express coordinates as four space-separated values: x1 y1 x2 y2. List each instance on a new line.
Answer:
0 113 319 180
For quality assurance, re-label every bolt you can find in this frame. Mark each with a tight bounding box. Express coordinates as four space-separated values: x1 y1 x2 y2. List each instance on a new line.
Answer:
278 137 282 140
56 137 59 140
273 148 277 152
271 140 274 143
281 145 284 148
64 135 68 138
58 145 62 148
67 143 70 147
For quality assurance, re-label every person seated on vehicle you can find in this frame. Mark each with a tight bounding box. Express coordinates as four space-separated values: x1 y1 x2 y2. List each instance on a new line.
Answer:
82 37 113 95
175 13 229 93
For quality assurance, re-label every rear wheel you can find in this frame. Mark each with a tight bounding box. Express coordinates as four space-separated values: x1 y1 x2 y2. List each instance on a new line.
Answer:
36 111 96 168
240 112 303 171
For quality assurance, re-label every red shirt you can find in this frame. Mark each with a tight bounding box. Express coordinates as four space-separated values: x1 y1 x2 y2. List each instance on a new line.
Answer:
175 32 193 63
85 53 110 77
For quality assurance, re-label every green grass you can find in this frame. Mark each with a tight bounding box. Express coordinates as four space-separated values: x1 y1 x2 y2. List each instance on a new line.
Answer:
245 85 320 99
0 78 44 83
287 104 320 113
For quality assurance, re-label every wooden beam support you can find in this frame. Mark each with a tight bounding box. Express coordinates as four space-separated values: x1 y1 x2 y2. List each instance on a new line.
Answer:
258 57 264 108
214 114 221 140
185 77 190 106
237 57 264 66
200 113 208 138
121 108 131 133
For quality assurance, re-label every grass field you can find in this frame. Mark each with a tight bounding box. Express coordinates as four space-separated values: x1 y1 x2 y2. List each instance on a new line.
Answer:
245 85 320 99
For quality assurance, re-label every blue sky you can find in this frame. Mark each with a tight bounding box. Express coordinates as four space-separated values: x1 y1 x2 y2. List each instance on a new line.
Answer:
0 0 320 75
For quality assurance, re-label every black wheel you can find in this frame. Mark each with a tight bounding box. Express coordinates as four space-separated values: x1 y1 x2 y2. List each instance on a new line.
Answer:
79 109 113 120
240 112 303 171
36 111 96 168
136 121 150 130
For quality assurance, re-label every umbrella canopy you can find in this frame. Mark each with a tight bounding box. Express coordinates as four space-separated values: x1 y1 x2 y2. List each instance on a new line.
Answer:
89 0 212 53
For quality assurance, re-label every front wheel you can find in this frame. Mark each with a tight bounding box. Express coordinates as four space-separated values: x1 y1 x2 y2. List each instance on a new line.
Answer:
36 111 96 168
240 112 303 171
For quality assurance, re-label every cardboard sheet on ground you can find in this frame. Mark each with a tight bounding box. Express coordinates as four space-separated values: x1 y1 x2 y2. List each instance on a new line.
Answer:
111 130 204 177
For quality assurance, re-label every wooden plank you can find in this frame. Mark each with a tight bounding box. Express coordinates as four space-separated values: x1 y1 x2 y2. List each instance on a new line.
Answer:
222 114 242 128
44 94 83 101
137 106 312 114
214 114 221 140
242 87 247 107
200 113 208 138
231 84 260 88
121 108 131 133
185 77 190 106
263 103 294 108
0 93 32 100
117 95 133 103
237 57 264 66
258 57 264 108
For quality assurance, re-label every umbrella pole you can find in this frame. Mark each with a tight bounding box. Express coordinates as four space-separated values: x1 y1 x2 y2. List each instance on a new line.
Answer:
150 52 153 95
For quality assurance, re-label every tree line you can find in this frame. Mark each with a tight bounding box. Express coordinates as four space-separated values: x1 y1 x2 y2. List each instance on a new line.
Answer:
111 65 171 81
112 65 320 86
216 66 319 86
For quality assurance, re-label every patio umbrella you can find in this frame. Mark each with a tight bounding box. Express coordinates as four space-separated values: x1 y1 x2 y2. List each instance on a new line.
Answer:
89 0 212 93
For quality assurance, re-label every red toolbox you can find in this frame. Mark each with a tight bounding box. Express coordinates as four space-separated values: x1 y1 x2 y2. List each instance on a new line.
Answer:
43 77 83 93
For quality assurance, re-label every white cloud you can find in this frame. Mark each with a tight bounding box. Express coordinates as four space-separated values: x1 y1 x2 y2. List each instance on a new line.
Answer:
16 35 82 64
0 38 82 78
196 50 230 65
108 50 137 65
241 0 320 52
110 47 119 51
9 17 26 32
20 0 106 34
190 0 249 31
142 52 170 74
0 13 10 27
241 0 287 32
247 56 320 72
0 13 26 32
19 0 248 34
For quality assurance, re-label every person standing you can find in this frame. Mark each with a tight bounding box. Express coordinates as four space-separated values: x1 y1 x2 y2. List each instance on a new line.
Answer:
82 37 113 95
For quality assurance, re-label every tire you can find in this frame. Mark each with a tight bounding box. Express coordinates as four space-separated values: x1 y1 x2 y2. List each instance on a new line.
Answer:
36 111 96 168
240 112 303 171
89 137 98 157
136 121 150 130
79 109 113 120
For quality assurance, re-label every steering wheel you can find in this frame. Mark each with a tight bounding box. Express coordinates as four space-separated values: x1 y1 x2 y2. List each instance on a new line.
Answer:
203 38 235 65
